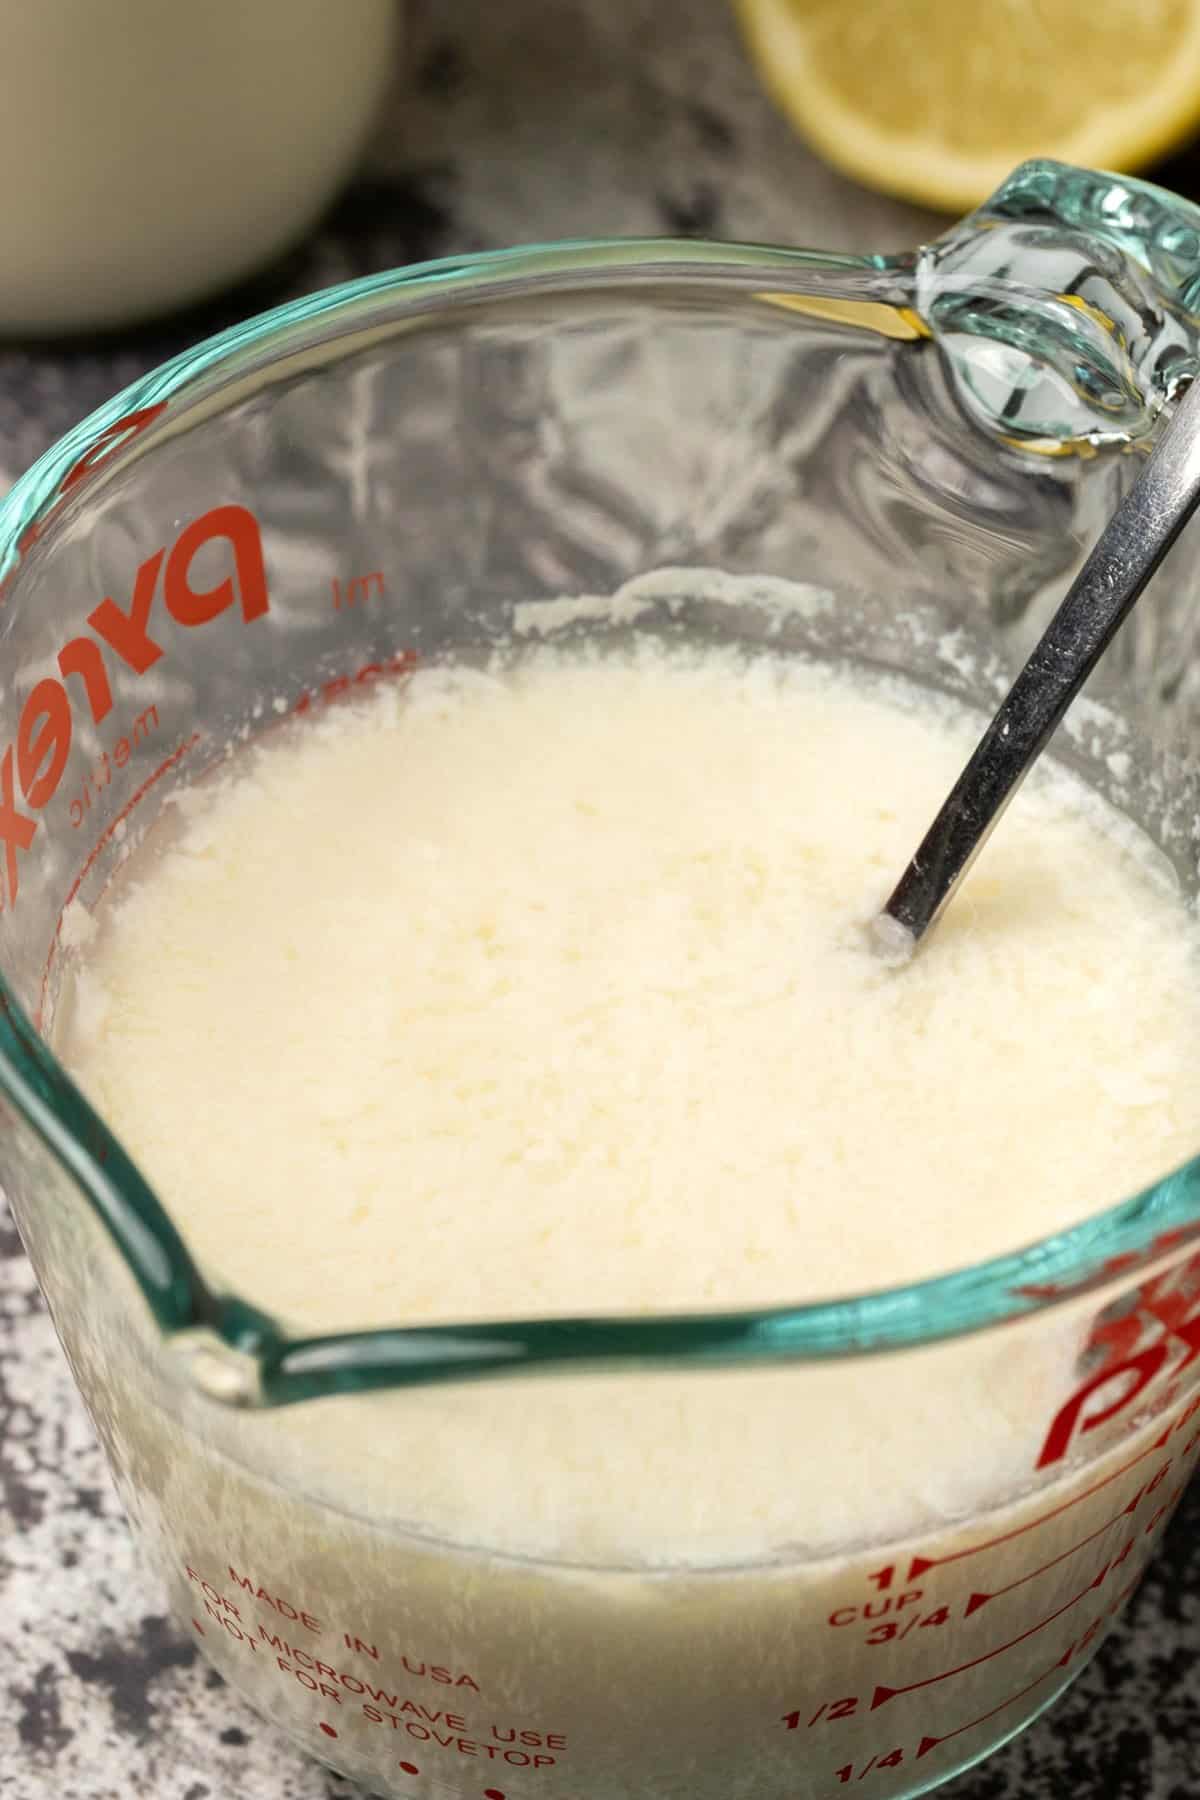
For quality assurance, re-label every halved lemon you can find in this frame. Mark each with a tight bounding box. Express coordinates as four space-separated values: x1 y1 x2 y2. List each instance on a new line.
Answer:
735 0 1200 212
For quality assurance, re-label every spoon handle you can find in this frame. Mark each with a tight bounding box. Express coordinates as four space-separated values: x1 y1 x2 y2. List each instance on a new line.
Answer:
882 377 1200 949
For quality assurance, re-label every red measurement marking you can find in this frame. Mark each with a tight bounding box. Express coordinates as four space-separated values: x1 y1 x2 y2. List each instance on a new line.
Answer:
857 1755 878 1780
872 1562 1114 1709
963 1490 1149 1614
906 1428 1171 1580
399 1763 420 1776
914 1652 1065 1758
60 403 169 494
332 570 385 611
1108 1571 1143 1616
785 1697 861 1730
36 732 201 1027
484 1790 506 1798
319 1722 339 1739
1143 1483 1186 1536
191 1618 205 1635
292 648 418 718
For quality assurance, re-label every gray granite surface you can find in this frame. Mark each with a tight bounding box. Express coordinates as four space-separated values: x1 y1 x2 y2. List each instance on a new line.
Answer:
2 2 1200 1796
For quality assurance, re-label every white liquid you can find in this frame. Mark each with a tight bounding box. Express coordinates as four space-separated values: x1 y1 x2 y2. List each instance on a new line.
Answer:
55 644 1200 1796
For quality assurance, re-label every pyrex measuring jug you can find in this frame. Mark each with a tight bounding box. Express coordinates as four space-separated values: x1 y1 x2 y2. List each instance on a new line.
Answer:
4 159 1200 1800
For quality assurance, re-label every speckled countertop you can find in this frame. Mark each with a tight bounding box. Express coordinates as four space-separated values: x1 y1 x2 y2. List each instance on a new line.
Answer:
2 3 1200 1797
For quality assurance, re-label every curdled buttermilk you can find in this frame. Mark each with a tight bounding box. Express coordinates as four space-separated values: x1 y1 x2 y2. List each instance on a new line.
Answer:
50 634 1200 1800
61 644 1200 1339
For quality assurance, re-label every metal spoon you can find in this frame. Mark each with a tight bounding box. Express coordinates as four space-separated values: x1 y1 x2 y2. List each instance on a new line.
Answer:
876 375 1200 962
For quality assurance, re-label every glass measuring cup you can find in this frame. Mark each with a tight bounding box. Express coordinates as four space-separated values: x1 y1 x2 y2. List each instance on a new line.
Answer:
5 158 1200 1800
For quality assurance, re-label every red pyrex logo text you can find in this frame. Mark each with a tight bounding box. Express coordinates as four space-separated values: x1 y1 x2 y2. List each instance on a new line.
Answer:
1036 1244 1200 1468
0 504 267 910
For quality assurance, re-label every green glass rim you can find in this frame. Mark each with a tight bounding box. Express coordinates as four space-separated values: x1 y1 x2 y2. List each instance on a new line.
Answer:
0 233 900 588
3 209 1200 1409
